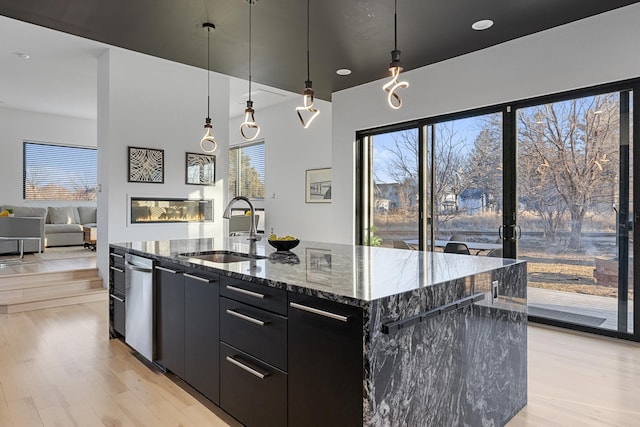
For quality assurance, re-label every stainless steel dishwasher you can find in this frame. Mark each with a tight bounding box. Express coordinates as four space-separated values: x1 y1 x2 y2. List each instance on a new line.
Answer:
124 253 155 362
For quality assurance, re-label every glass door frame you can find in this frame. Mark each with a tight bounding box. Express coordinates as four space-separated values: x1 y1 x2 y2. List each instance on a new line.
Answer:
507 80 639 341
356 78 640 343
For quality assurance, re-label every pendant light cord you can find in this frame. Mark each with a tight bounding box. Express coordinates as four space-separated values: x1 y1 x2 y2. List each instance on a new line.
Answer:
394 0 398 51
206 25 211 118
306 0 310 82
248 2 253 103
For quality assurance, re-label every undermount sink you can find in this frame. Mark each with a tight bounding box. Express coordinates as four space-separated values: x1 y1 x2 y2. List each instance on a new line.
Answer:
179 250 266 263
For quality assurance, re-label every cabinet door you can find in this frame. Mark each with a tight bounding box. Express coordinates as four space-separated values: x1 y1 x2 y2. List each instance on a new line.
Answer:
184 270 220 405
155 263 185 378
288 293 364 427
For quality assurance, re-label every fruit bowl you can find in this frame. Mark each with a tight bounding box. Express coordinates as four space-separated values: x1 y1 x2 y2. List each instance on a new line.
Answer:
268 238 300 252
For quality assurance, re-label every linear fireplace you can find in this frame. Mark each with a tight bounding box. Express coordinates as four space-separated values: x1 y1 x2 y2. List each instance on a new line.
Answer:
130 197 213 224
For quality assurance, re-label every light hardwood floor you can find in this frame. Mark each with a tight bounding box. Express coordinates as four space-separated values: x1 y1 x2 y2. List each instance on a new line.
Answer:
508 325 640 426
0 301 638 426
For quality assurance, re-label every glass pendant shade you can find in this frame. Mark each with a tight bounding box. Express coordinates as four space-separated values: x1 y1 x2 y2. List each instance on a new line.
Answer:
383 50 409 109
240 100 261 141
296 81 320 128
200 117 217 152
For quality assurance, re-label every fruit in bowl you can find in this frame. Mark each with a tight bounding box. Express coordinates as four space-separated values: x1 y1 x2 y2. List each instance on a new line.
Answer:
268 234 300 252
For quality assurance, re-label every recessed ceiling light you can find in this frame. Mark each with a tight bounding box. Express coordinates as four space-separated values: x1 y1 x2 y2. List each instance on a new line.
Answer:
336 68 352 76
13 52 30 59
472 19 494 31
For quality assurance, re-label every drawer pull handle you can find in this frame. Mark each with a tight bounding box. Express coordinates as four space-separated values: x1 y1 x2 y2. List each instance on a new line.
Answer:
155 266 181 274
226 356 268 379
290 302 349 322
184 273 215 283
226 285 265 299
110 294 124 303
110 253 125 259
226 309 266 326
109 266 124 273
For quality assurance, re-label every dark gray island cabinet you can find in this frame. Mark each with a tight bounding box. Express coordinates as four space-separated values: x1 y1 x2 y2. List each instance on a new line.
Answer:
110 239 527 427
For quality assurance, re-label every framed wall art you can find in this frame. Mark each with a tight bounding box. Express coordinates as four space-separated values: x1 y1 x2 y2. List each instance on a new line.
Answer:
128 146 164 183
186 152 216 185
305 167 332 203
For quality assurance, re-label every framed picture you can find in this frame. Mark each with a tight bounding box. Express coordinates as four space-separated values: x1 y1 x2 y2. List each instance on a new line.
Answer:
305 168 332 203
128 146 164 183
185 152 216 185
306 248 332 285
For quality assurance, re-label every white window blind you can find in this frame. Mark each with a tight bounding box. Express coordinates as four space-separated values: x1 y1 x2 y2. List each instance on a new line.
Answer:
23 141 97 201
229 141 265 199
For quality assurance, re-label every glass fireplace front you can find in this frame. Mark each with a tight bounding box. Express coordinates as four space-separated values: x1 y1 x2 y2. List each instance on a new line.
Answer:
130 197 213 224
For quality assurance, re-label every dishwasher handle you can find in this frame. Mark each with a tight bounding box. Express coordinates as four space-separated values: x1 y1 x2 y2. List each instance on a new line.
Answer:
125 262 153 273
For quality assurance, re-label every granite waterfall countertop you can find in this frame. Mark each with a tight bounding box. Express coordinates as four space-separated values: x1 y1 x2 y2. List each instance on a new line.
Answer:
110 237 523 307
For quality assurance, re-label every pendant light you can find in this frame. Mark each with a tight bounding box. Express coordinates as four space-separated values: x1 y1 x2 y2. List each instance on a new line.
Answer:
240 0 261 141
382 0 409 109
295 0 320 128
200 22 217 153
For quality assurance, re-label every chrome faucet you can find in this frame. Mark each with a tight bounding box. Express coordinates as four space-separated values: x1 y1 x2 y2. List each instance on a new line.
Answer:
223 196 261 253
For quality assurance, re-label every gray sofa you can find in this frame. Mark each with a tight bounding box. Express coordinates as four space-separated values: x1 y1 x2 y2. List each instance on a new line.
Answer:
0 205 97 254
45 206 97 247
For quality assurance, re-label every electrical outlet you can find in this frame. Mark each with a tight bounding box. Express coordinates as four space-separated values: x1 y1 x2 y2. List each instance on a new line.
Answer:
271 192 276 199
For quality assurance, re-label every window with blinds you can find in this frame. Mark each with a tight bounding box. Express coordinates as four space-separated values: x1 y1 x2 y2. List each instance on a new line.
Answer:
23 141 97 201
229 141 265 199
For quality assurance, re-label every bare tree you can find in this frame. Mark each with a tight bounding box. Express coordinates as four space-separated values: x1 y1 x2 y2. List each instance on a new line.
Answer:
465 114 503 214
517 94 619 249
375 130 418 214
433 122 468 216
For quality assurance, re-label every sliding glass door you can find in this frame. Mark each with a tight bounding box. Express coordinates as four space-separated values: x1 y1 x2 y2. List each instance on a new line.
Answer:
426 113 503 254
357 80 639 341
516 90 634 333
360 128 420 248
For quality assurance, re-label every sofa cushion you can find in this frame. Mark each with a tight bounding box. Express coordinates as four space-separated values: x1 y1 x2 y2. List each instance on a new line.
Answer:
1 205 47 218
45 223 84 234
78 206 97 225
49 206 80 224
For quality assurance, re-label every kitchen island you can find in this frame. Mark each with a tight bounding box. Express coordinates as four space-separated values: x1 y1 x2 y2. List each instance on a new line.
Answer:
110 238 527 426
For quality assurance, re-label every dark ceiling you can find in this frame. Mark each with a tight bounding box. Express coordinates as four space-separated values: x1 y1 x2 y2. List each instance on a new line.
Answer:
1 0 638 101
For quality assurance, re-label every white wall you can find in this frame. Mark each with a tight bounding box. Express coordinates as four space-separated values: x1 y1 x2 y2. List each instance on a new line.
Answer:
97 48 230 278
331 3 640 243
229 97 332 242
0 107 96 207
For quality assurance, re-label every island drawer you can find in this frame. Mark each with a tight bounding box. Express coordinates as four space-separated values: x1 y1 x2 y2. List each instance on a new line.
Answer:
220 342 287 427
109 250 126 268
220 276 287 315
109 263 125 295
220 297 287 371
110 293 125 336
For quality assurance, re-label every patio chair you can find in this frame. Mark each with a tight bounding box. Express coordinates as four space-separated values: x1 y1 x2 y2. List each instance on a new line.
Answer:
443 242 470 255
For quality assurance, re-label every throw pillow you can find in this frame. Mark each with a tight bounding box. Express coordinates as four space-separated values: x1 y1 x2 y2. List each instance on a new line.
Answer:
49 206 79 224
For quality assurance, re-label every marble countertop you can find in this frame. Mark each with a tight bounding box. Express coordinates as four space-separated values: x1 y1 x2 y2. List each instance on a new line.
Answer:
111 237 523 305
